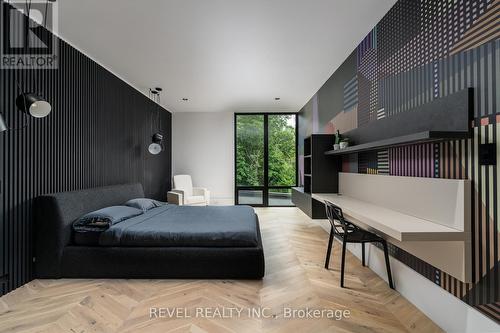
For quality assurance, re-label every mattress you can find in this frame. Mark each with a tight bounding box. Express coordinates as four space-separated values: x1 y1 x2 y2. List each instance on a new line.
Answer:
74 205 259 247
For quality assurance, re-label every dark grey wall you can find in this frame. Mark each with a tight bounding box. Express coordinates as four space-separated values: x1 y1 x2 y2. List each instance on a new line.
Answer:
317 51 356 126
0 3 172 295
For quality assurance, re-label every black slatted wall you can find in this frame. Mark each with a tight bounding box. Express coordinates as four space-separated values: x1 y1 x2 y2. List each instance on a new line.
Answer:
0 3 172 296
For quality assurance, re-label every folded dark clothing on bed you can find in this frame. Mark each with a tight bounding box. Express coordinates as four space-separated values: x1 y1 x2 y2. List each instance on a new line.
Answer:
72 206 144 245
73 206 143 232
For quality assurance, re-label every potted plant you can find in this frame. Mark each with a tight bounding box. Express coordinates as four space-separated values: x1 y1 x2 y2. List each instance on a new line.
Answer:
340 138 350 149
333 130 342 150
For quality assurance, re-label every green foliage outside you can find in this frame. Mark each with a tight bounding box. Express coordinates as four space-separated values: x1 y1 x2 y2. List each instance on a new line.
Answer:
236 115 296 187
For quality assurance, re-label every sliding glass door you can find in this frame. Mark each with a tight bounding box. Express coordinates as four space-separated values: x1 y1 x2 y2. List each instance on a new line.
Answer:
235 113 297 207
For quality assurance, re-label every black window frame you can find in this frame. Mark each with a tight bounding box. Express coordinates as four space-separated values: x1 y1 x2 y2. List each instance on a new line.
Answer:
234 112 298 207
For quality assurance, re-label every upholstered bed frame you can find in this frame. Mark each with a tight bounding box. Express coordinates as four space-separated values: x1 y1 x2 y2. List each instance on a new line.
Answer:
34 183 265 279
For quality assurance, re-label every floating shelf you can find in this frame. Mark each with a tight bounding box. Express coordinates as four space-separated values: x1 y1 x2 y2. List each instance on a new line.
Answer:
325 131 470 156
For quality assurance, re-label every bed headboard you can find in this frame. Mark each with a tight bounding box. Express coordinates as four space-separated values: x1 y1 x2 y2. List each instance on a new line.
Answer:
34 183 144 278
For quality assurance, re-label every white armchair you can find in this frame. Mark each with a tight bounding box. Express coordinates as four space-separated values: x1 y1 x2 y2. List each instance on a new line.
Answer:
167 175 210 205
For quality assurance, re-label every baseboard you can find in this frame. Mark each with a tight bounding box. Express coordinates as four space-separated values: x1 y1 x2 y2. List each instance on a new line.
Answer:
314 220 499 333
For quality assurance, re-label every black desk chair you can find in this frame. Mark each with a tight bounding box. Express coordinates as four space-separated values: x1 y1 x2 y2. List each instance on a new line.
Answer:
324 200 394 289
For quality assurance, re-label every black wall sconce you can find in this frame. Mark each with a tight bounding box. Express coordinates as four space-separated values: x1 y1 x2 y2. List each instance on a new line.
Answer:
148 87 164 155
1 1 53 132
16 93 52 118
148 133 164 155
1 84 52 132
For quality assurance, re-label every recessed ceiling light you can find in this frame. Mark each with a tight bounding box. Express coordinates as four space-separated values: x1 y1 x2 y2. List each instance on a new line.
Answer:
182 98 189 101
274 97 281 101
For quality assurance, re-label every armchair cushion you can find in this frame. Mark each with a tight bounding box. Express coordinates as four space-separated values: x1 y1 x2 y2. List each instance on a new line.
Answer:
192 187 207 196
173 175 193 197
185 196 206 205
193 187 210 205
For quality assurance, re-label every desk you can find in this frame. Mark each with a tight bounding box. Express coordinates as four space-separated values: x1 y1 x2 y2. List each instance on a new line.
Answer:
311 193 466 242
311 175 472 282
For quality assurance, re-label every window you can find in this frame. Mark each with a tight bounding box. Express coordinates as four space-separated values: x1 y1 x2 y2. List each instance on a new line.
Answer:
235 113 297 206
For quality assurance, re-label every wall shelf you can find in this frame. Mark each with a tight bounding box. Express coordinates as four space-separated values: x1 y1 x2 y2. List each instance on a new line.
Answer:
323 89 472 156
324 131 469 156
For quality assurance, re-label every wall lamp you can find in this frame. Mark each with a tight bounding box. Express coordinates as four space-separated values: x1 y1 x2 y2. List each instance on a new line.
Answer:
148 87 164 155
16 93 52 118
148 133 164 155
1 84 52 133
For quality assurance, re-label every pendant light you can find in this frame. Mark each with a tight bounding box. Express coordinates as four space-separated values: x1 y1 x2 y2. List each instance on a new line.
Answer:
148 133 164 155
148 87 164 155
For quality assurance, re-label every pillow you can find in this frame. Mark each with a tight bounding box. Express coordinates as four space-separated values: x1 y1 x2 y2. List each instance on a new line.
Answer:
124 198 166 212
73 206 143 232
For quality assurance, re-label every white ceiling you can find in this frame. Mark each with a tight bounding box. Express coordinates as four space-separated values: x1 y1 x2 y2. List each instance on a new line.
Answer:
54 0 395 113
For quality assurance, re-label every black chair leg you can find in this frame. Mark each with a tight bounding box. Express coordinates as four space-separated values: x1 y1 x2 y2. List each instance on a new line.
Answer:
340 239 347 288
382 241 394 289
361 243 366 266
324 227 334 269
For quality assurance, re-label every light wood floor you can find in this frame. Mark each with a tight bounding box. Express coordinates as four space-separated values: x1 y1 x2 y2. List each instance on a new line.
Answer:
0 207 443 333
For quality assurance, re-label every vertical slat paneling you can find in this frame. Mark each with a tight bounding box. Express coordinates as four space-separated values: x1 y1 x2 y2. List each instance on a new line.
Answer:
0 2 172 296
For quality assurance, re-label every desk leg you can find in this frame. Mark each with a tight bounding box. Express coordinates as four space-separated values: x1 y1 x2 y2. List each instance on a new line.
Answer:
382 242 394 289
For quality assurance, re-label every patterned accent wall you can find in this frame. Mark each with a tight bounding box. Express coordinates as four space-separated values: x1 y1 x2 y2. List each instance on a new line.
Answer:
298 0 500 323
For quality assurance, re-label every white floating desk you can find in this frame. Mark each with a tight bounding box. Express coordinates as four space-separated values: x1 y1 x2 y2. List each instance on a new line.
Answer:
310 173 472 282
311 193 466 242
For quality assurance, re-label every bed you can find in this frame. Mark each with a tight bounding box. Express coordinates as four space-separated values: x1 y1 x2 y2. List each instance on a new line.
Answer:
34 183 265 279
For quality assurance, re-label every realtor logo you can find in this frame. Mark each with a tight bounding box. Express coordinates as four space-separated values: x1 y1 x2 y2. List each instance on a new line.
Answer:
1 0 58 69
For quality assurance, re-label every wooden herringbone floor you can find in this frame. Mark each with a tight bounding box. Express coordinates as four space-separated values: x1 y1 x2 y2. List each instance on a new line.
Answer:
0 208 443 333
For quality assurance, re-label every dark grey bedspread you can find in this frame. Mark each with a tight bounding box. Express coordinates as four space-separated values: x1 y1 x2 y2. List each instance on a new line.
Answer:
98 205 259 247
